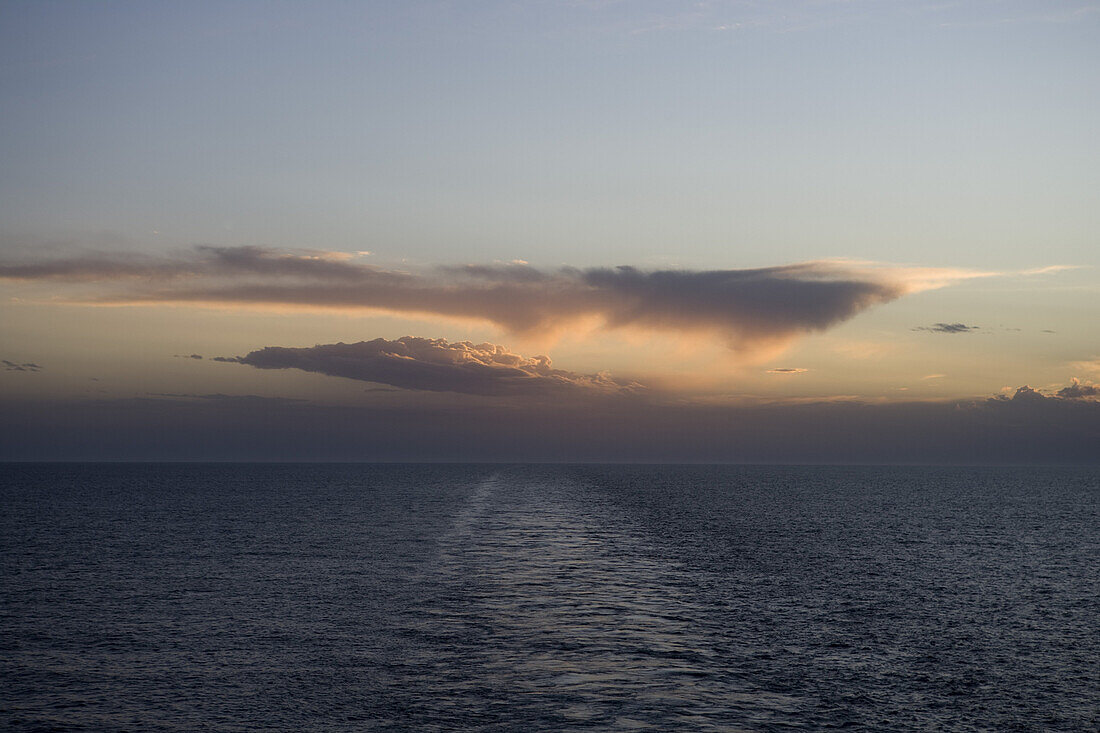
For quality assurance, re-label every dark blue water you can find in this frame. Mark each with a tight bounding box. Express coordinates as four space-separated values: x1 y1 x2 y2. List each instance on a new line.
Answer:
2 464 1098 731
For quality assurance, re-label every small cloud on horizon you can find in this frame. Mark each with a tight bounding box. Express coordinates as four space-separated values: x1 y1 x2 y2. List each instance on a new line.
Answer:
223 336 644 398
913 323 980 334
1056 378 1100 400
991 379 1100 403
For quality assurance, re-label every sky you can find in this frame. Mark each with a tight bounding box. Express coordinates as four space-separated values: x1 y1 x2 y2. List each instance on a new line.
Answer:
1 0 1098 462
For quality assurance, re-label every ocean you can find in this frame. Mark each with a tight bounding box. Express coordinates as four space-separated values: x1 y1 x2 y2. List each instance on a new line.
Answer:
2 464 1098 731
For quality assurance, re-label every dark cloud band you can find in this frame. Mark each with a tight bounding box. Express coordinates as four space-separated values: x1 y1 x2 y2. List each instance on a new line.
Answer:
3 383 1097 463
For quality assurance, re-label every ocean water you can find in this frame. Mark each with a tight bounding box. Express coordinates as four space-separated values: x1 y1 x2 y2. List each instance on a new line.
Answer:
1 464 1098 732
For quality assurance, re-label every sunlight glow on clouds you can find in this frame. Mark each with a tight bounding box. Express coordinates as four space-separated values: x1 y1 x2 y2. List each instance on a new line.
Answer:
1069 358 1100 375
223 337 643 397
0 246 1009 357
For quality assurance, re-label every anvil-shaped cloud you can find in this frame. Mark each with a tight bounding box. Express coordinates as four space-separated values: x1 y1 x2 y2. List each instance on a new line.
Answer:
223 337 641 397
0 246 992 352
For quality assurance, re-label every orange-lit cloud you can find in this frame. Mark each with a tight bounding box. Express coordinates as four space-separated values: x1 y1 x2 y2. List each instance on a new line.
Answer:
0 246 1007 355
1055 378 1100 400
224 337 643 397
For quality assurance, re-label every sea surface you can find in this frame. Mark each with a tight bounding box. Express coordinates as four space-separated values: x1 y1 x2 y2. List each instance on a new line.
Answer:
1 464 1098 731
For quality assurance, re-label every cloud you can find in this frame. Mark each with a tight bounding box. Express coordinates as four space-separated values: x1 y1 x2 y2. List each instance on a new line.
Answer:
226 337 643 397
921 373 946 380
0 246 993 354
3 359 43 372
1020 265 1084 275
766 368 808 374
998 385 1047 403
1056 379 1100 400
0 245 375 282
913 323 980 334
990 380 1100 403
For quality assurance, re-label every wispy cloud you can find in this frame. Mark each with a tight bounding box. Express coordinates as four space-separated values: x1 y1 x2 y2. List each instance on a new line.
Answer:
766 367 808 374
3 359 44 372
1069 358 1100 375
913 322 980 334
1020 264 1086 276
222 337 643 397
